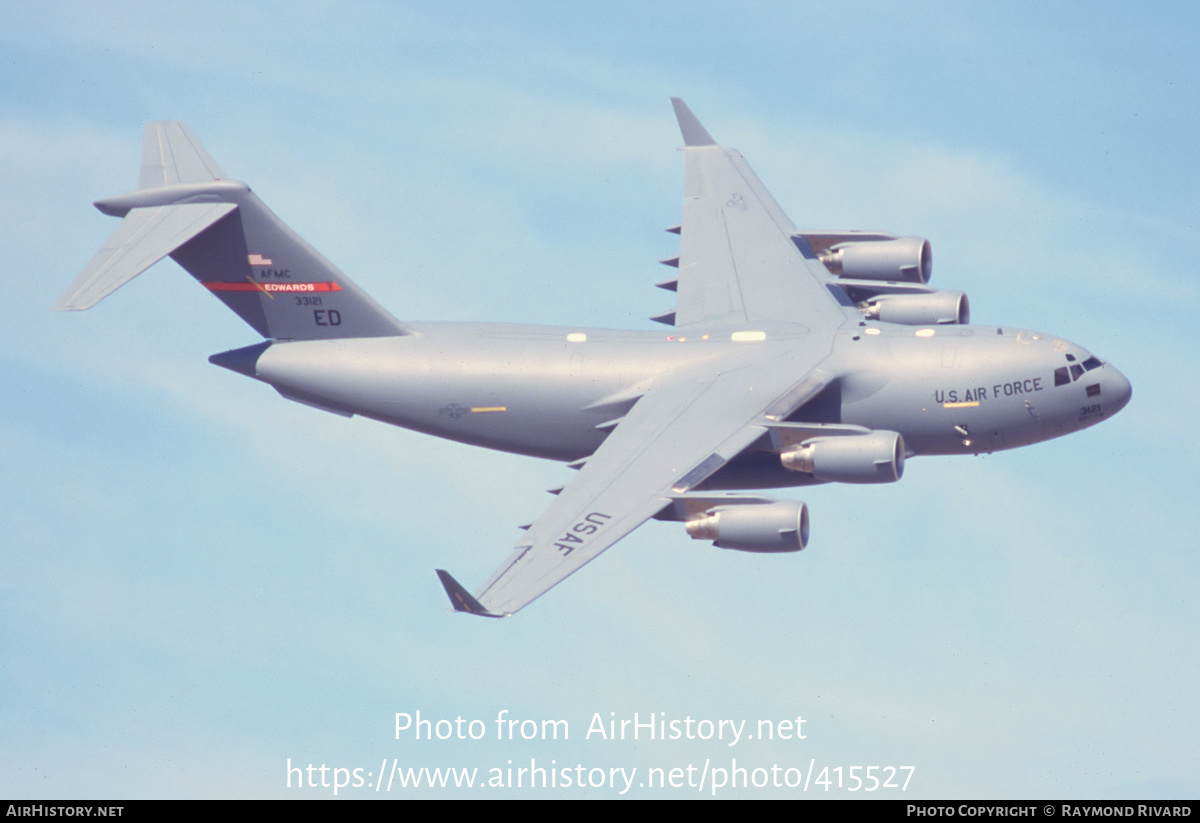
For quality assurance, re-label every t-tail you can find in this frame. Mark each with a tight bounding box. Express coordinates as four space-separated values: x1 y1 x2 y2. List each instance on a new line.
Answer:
57 122 408 341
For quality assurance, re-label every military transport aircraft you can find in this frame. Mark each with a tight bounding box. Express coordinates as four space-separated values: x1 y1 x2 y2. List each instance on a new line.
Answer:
58 100 1131 617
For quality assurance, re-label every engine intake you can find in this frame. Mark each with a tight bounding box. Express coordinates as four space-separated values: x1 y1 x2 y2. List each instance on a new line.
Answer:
780 431 905 484
685 500 809 553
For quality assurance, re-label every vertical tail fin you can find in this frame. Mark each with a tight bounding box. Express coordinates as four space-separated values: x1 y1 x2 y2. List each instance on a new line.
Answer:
139 121 226 188
58 122 409 341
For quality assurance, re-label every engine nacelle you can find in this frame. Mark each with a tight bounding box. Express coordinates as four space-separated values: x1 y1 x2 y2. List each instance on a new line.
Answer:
780 431 905 484
685 500 809 553
820 236 932 284
861 290 969 325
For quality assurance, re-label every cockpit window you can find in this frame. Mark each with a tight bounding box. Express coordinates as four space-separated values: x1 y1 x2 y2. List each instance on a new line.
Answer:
1060 352 1104 388
1056 353 1105 387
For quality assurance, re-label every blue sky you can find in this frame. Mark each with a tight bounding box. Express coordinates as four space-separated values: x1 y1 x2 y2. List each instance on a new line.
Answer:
2 0 1197 798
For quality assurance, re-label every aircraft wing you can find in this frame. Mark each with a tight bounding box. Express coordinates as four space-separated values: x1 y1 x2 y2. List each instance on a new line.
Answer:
439 341 829 617
437 100 848 616
667 98 846 331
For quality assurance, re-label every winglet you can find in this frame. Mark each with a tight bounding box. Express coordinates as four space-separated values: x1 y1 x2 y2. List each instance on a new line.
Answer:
671 98 716 147
435 569 505 618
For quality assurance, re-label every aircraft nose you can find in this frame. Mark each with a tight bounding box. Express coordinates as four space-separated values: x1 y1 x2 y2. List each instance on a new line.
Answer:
1105 364 1132 415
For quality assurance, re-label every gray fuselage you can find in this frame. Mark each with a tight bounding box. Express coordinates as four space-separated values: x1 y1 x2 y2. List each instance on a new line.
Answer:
242 316 1132 490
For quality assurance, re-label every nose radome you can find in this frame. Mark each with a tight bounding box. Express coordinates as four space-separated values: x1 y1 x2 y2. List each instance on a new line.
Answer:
1106 364 1132 415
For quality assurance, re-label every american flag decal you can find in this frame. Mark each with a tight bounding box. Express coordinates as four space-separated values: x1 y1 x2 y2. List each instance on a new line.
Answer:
248 253 273 266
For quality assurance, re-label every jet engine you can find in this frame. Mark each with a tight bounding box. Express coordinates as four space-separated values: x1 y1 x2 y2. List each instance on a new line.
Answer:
819 236 932 284
860 290 969 325
780 431 905 483
684 500 809 553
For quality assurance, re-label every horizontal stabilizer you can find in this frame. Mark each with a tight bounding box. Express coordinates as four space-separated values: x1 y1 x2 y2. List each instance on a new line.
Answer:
436 570 504 617
56 202 236 311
